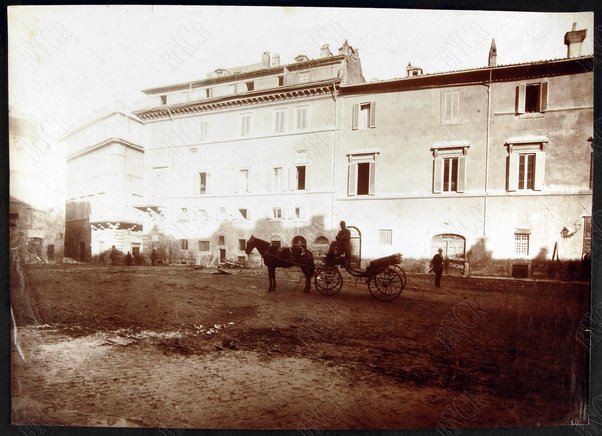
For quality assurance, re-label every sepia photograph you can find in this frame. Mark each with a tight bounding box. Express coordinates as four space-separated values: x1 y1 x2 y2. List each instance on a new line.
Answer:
7 4 597 432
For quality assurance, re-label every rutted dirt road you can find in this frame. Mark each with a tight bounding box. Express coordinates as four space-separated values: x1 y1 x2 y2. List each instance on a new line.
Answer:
11 263 589 430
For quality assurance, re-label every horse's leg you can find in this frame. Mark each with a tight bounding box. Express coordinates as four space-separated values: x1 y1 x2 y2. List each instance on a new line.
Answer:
302 266 311 293
268 266 275 292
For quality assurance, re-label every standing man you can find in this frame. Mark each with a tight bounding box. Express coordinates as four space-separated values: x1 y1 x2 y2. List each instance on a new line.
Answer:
125 251 132 266
431 248 444 288
110 245 118 266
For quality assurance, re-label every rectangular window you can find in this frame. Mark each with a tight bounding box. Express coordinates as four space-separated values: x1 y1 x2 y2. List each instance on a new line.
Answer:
432 147 467 194
180 239 189 250
278 76 284 86
514 233 530 256
357 162 371 195
442 92 460 124
238 239 246 251
238 208 248 220
518 153 535 190
246 81 254 91
379 229 393 245
241 114 251 136
352 102 376 130
507 143 545 192
274 110 286 132
160 95 167 105
348 154 376 196
239 169 249 193
199 172 207 194
272 207 283 219
218 235 225 246
295 207 301 219
296 106 308 130
199 241 210 251
443 158 458 192
217 207 227 220
296 165 306 190
516 82 548 115
273 167 283 191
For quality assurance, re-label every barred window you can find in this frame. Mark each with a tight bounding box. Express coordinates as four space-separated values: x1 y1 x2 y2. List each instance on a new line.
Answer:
514 233 530 256
379 229 392 245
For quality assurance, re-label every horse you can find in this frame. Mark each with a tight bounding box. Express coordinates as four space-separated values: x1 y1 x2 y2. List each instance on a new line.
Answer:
245 235 315 293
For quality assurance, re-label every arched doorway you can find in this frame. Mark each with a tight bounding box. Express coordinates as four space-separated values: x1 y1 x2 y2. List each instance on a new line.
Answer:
431 234 466 276
269 235 283 248
313 236 329 257
291 235 307 248
347 226 362 268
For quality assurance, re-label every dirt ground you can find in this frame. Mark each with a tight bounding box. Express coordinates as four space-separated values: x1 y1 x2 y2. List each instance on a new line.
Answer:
10 261 590 430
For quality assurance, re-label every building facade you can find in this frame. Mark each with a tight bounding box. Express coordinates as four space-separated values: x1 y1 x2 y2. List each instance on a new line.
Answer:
65 26 593 277
9 110 65 263
63 111 145 261
132 42 364 266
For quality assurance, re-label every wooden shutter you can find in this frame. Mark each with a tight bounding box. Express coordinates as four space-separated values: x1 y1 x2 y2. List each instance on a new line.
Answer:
368 161 376 195
456 156 466 192
266 168 272 192
515 85 526 115
533 151 545 190
540 82 548 112
433 158 443 193
369 101 376 128
507 153 518 191
348 163 357 196
352 104 359 130
304 165 310 190
288 166 296 191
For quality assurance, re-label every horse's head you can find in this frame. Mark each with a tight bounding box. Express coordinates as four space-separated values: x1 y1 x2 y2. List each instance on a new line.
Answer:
245 235 255 256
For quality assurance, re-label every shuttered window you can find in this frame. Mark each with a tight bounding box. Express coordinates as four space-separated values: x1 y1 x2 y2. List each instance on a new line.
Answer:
347 154 377 196
431 146 468 194
515 82 548 115
352 102 376 130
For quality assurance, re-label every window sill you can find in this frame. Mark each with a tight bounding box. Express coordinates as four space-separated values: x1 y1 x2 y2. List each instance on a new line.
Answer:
518 112 545 119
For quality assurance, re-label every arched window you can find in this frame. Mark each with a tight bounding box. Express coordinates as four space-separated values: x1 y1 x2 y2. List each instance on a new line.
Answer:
292 235 307 248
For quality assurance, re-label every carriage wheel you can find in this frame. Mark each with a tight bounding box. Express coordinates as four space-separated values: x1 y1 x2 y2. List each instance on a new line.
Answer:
390 264 407 289
368 267 405 301
314 267 343 295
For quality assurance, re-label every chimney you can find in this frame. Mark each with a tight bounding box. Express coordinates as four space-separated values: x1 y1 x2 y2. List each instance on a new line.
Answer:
406 62 423 77
320 44 333 58
488 39 497 67
262 51 271 68
271 53 280 67
564 22 587 58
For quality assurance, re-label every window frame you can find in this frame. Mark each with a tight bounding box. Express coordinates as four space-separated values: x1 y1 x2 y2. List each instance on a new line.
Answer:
441 91 461 125
515 82 548 116
352 101 376 130
431 144 469 194
514 231 530 257
273 108 286 133
505 138 547 192
347 152 378 196
240 112 252 136
295 105 310 131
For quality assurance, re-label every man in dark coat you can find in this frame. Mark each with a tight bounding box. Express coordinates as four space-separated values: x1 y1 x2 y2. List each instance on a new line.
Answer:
431 248 444 288
109 245 118 266
335 221 351 262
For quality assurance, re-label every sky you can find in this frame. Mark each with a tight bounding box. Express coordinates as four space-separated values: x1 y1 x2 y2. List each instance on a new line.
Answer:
7 5 594 208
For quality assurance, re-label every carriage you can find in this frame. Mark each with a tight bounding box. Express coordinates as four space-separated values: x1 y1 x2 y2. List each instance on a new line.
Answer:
314 233 407 302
